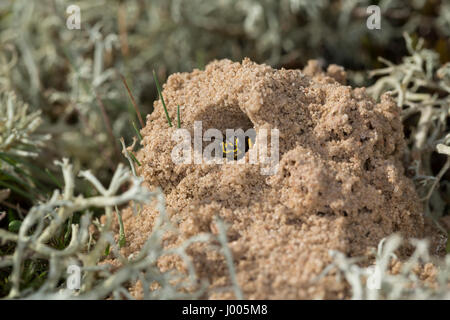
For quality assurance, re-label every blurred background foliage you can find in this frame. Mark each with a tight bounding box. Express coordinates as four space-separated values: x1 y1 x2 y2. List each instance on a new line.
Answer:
0 0 449 281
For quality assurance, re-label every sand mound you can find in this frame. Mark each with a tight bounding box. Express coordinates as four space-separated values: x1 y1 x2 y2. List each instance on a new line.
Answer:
118 58 425 299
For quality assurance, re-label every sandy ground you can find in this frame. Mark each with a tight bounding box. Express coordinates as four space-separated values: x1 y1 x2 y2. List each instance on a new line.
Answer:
110 59 445 299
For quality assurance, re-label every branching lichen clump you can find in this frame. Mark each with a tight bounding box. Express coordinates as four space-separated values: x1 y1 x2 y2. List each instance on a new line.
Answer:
368 33 450 221
0 159 239 299
0 91 50 159
323 235 450 300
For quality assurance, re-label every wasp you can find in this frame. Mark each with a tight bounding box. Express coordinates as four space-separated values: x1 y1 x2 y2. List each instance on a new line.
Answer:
221 136 254 160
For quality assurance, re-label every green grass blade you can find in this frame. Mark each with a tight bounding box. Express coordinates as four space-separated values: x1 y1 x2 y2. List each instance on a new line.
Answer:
129 152 141 166
45 168 63 189
132 121 143 141
115 206 126 248
152 70 172 127
0 180 33 200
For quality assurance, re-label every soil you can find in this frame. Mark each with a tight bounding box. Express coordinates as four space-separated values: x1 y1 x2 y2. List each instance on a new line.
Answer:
113 58 441 299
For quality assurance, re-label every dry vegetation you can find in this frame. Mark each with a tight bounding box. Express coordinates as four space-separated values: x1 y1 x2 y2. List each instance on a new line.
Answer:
0 0 449 299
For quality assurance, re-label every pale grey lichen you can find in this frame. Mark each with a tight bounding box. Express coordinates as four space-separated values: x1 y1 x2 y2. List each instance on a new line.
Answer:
0 158 241 299
368 33 450 220
0 91 50 158
0 159 152 298
320 235 450 300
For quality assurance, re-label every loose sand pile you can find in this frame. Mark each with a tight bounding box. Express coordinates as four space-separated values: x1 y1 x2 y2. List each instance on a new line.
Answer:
115 58 429 299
